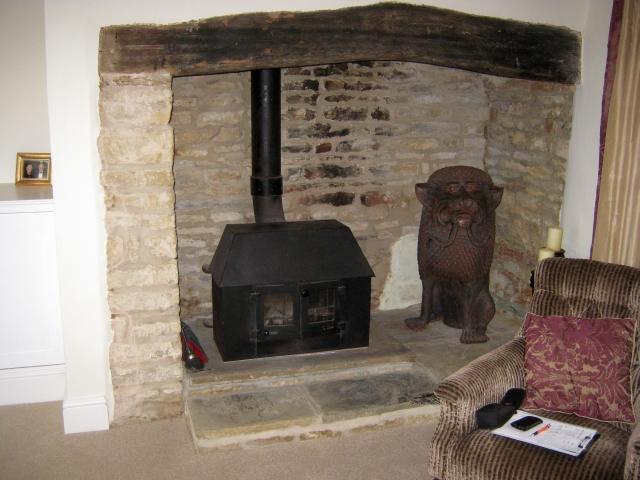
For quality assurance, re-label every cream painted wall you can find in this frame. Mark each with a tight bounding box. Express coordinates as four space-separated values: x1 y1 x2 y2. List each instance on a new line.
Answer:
41 0 610 430
562 0 613 258
0 0 50 183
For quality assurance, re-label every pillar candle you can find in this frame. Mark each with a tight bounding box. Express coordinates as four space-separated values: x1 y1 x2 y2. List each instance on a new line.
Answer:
538 247 555 262
546 226 563 252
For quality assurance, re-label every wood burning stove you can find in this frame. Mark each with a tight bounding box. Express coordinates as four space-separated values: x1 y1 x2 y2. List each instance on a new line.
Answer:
204 220 374 361
202 68 374 361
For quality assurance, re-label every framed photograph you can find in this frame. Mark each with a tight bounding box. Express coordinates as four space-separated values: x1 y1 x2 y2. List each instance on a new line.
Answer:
15 153 52 186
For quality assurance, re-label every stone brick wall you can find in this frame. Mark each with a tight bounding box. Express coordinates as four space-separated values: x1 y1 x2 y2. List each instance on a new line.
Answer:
98 61 574 425
171 73 252 323
485 77 574 306
98 73 183 425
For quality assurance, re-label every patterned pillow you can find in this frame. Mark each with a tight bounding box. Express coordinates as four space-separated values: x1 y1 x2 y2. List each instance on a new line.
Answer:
522 312 636 423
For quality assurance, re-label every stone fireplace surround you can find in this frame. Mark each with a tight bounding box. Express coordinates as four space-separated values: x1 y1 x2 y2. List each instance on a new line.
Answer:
97 3 579 424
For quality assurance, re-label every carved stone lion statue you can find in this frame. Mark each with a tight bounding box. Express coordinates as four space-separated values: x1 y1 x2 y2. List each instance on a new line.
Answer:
405 166 503 344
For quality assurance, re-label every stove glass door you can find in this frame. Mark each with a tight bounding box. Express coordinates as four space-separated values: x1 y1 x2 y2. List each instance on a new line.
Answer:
301 281 340 339
263 292 294 326
255 286 299 348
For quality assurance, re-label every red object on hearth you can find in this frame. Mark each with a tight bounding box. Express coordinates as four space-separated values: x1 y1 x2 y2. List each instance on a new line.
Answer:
180 321 208 363
180 336 208 363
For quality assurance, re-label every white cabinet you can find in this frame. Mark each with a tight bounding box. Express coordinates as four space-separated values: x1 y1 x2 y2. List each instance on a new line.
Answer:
0 185 65 404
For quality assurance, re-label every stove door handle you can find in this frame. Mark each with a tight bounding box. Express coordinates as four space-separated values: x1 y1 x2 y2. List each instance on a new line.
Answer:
338 285 347 331
249 293 261 348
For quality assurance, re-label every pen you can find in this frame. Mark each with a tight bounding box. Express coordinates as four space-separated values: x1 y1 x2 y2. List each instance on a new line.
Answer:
531 424 551 436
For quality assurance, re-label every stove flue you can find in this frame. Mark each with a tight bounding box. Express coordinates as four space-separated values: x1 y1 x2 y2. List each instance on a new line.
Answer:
250 68 285 224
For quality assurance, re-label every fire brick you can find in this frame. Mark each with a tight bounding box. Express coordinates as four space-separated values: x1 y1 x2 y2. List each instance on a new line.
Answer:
299 192 356 207
360 192 392 207
304 163 360 180
324 107 368 121
371 107 390 121
282 79 319 91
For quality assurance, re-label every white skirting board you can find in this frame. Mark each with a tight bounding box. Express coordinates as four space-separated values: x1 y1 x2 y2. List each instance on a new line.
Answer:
0 364 66 406
63 396 110 434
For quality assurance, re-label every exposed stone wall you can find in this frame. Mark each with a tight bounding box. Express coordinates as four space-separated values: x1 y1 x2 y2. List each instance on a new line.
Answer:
97 62 574 425
485 78 574 307
281 63 490 297
171 73 252 322
171 62 491 323
98 73 183 425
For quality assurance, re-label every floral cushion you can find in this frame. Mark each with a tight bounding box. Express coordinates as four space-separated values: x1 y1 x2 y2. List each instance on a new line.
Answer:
522 312 636 423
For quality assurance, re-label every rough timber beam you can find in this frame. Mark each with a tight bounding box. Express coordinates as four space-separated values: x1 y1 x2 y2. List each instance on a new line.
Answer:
99 2 581 84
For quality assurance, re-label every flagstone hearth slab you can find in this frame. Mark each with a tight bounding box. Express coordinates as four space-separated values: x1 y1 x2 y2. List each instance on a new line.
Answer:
186 370 440 452
187 386 318 440
371 304 524 380
306 370 438 423
184 320 415 396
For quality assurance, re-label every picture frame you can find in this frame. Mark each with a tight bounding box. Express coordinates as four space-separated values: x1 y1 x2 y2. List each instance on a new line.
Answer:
15 153 52 186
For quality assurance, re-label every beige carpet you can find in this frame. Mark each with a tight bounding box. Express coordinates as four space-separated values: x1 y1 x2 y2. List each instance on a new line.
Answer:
0 401 436 480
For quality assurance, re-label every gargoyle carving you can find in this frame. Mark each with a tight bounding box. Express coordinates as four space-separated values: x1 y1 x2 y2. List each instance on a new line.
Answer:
405 166 503 344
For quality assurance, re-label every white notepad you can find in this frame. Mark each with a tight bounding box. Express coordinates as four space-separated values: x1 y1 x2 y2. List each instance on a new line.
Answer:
492 410 598 457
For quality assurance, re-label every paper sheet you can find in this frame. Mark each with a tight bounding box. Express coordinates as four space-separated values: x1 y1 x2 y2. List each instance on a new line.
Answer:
491 410 597 456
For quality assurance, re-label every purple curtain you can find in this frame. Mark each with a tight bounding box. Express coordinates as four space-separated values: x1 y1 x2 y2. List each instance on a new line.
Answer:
591 0 625 258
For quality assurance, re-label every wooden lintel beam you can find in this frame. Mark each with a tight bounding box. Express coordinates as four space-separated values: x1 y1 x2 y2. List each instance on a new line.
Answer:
99 2 581 84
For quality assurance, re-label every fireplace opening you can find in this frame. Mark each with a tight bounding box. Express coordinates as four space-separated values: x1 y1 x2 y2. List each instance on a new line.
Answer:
170 60 576 349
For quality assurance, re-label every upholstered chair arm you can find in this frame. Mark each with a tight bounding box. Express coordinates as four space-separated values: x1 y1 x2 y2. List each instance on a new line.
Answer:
625 420 640 479
428 338 525 479
435 337 525 408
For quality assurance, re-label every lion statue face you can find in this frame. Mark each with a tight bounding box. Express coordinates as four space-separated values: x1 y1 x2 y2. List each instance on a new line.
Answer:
417 166 503 248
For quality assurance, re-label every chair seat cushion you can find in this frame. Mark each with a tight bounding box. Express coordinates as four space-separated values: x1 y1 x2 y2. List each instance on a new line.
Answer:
447 410 629 480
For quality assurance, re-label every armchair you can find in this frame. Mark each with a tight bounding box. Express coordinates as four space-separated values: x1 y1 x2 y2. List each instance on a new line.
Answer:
429 257 640 480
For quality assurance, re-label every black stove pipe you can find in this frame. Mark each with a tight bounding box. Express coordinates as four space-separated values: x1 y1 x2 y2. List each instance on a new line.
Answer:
251 68 286 223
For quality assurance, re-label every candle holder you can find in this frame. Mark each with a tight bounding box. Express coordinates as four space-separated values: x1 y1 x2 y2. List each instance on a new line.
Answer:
531 249 565 291
530 270 535 291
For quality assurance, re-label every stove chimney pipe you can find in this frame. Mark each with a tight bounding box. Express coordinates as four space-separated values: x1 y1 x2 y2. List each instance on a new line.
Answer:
251 68 285 223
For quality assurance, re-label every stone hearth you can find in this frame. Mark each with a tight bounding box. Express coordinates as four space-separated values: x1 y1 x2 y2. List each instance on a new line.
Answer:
182 304 521 451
